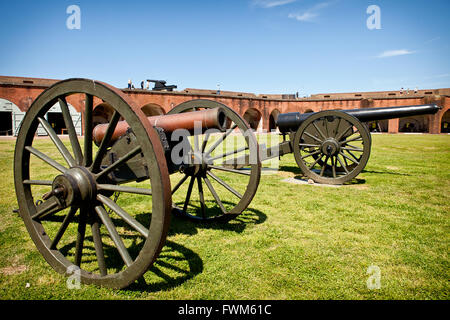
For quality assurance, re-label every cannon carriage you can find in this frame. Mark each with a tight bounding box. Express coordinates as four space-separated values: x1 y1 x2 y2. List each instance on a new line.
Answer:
14 79 261 288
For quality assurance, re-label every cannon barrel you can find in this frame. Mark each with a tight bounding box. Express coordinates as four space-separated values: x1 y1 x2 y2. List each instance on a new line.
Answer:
93 107 227 145
276 104 440 132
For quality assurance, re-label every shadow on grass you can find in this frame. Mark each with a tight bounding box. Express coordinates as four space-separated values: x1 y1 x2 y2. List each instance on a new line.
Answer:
127 240 203 293
167 200 267 236
290 174 366 186
362 169 410 176
279 165 303 175
40 201 262 292
57 232 203 293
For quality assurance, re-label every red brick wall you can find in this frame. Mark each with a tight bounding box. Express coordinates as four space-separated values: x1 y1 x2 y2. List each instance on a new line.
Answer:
1 79 448 133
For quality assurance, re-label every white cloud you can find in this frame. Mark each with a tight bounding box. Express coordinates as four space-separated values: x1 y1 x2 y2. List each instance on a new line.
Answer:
288 12 317 22
252 0 297 8
288 1 333 22
376 49 415 58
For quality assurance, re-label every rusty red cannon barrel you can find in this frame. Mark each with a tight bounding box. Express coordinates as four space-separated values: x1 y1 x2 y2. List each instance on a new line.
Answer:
92 107 227 145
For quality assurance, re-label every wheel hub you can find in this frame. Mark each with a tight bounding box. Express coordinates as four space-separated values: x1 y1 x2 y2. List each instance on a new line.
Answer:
321 139 340 156
51 167 97 206
182 151 213 177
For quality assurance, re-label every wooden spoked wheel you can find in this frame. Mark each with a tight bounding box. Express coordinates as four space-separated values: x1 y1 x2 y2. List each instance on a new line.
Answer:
292 110 371 185
167 100 261 221
14 79 172 288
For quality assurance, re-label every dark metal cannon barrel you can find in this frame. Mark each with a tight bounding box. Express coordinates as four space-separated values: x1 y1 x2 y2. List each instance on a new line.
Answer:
93 107 227 145
276 104 440 132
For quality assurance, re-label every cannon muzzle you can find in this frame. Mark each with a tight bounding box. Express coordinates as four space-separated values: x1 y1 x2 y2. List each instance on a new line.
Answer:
93 107 227 145
276 104 440 132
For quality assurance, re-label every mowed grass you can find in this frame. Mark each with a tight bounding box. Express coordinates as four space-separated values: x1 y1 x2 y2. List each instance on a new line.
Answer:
0 134 449 300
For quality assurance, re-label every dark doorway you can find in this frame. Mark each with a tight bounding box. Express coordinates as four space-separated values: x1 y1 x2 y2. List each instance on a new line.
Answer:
0 111 13 136
47 113 66 134
441 110 450 133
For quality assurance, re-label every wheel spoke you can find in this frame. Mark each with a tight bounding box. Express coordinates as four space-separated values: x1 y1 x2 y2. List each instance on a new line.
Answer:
308 153 324 170
59 97 83 165
182 176 195 213
84 94 93 167
97 184 152 196
203 176 227 214
97 194 149 238
346 149 361 162
301 149 322 160
210 146 248 161
299 143 321 148
336 154 350 174
74 207 88 266
312 121 327 140
206 171 242 199
38 117 76 167
31 196 62 220
91 111 121 172
197 177 206 219
209 165 251 176
303 131 323 143
50 206 78 249
206 124 238 155
23 180 53 186
90 216 107 276
341 146 363 152
95 205 133 267
333 117 342 138
331 156 337 178
25 146 67 173
95 146 142 180
324 118 330 137
335 124 353 142
201 132 211 152
340 135 363 145
339 151 359 165
320 155 330 176
172 174 189 195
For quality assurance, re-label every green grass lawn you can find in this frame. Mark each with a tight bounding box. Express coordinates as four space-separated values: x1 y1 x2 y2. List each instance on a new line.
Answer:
0 134 449 300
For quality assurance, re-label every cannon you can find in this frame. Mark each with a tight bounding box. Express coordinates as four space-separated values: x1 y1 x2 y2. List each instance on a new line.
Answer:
14 79 261 288
270 104 440 184
223 104 440 184
146 79 177 91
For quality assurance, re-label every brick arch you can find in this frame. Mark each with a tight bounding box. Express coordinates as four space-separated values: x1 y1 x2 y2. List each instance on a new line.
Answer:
0 93 31 112
440 107 450 133
243 107 262 130
141 103 166 116
93 102 114 127
269 108 280 131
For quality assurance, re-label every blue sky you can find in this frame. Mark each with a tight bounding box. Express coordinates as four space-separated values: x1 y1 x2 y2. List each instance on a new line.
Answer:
0 0 449 95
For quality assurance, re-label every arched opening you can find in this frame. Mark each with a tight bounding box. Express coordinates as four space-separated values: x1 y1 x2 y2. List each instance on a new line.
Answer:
366 120 388 133
93 103 115 127
399 115 429 133
0 98 16 136
141 103 166 117
441 109 450 133
303 108 314 113
243 108 262 130
269 109 280 132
